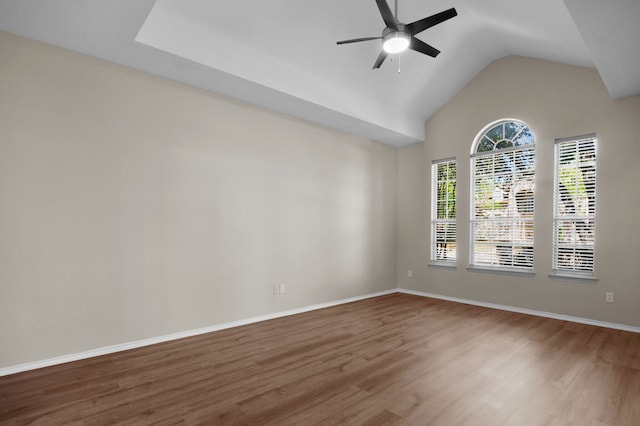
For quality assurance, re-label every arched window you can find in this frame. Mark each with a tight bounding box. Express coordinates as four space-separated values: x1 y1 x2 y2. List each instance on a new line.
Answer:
470 119 535 270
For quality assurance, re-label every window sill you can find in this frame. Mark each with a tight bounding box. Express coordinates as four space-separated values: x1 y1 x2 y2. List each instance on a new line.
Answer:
549 271 598 283
428 262 457 270
467 265 535 277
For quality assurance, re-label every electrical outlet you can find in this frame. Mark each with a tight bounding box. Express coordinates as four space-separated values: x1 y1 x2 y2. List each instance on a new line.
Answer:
279 284 286 294
605 292 614 303
407 270 413 278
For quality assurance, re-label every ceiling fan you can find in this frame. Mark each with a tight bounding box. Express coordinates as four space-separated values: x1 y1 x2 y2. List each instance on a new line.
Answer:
337 0 457 69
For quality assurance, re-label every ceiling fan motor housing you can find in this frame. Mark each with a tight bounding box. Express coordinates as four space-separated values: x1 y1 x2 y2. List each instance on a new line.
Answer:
382 24 411 53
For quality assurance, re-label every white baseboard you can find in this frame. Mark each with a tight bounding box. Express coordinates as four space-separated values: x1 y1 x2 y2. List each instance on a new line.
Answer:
3 287 638 377
398 288 640 334
0 289 396 377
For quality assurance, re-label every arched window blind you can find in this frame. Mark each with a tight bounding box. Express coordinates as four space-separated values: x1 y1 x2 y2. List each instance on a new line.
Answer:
470 120 535 271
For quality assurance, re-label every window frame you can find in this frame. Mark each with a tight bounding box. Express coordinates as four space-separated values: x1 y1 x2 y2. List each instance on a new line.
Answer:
551 134 598 281
469 119 536 273
430 158 457 266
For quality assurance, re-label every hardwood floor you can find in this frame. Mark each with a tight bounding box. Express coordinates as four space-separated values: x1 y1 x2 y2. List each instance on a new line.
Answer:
1 293 639 425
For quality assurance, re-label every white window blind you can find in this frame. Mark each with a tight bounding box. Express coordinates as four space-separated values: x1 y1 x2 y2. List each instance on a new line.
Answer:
470 120 535 271
431 159 456 263
553 134 597 275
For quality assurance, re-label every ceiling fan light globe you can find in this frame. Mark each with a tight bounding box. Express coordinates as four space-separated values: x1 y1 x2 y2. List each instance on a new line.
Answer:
382 32 410 54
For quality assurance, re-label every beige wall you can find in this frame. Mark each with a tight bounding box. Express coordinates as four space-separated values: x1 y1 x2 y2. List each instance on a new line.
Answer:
397 56 640 328
0 31 398 368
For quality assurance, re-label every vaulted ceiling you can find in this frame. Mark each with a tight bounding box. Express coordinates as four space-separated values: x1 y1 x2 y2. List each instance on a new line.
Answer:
0 0 638 147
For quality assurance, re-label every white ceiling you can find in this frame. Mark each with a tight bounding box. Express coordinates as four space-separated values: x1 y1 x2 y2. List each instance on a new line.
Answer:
0 0 638 147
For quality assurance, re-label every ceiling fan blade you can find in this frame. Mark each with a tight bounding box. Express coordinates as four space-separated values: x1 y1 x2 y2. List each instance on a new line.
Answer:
337 37 382 45
407 8 457 36
375 0 398 30
410 38 440 58
372 50 388 69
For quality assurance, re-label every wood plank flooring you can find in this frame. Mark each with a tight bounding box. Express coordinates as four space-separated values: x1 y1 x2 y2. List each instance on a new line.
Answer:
1 293 639 425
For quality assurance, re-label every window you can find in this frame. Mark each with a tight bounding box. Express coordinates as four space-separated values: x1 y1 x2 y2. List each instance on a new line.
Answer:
553 134 597 276
470 120 535 271
431 158 456 264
